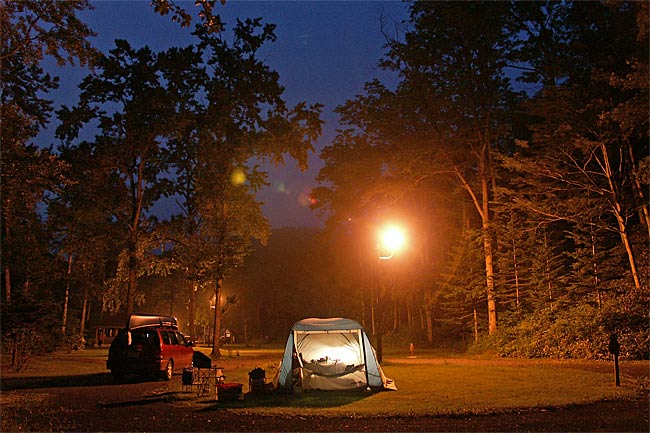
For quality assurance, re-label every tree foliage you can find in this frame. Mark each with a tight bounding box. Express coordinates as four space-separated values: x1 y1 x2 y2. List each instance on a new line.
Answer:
314 1 648 358
0 0 98 67
151 0 226 35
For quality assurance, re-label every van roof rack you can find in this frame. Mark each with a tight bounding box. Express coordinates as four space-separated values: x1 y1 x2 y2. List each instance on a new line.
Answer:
127 313 178 330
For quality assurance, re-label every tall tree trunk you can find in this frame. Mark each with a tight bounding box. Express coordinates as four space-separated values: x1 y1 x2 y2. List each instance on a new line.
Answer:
393 298 399 333
627 141 650 239
126 160 145 316
242 303 248 345
590 224 602 310
407 300 413 328
3 263 10 303
614 209 641 289
189 280 196 342
543 229 554 312
61 254 73 335
418 304 425 332
600 142 641 289
211 274 222 358
126 232 138 316
426 307 433 344
483 219 498 335
79 286 88 342
512 241 520 311
3 209 11 302
456 160 498 335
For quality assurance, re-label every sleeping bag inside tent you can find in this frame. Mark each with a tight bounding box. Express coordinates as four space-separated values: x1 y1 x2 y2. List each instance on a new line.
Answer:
274 318 396 391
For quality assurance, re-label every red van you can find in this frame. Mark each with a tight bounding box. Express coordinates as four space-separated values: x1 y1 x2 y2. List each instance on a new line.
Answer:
107 313 194 380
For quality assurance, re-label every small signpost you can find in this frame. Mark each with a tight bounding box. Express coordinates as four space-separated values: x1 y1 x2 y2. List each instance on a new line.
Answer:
608 333 620 387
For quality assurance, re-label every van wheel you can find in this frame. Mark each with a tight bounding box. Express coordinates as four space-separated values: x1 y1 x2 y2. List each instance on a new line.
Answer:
162 360 173 381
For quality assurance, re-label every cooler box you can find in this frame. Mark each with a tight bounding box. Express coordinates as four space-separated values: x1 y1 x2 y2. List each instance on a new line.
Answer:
217 382 243 401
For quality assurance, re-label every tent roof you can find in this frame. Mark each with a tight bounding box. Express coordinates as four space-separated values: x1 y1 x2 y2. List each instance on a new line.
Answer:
292 318 362 332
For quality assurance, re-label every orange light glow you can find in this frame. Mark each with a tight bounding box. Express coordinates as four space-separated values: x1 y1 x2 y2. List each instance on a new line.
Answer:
378 225 407 259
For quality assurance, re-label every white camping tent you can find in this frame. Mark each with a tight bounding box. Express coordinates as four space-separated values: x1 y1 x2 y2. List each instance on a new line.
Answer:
274 318 396 391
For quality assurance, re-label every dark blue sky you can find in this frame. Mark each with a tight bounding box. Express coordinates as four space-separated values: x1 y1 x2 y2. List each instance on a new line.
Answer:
44 1 409 228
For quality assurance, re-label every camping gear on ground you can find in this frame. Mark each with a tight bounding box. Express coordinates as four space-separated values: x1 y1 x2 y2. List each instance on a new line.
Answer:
274 317 397 392
248 367 266 395
217 382 243 401
181 364 225 398
182 367 194 386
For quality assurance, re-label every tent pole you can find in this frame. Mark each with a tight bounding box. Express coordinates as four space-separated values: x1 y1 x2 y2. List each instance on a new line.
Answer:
294 331 304 392
360 329 370 388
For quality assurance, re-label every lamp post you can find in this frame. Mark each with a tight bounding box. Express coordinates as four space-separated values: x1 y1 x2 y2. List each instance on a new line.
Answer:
375 224 406 364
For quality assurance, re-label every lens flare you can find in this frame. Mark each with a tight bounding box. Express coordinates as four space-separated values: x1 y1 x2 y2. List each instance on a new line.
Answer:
230 168 246 185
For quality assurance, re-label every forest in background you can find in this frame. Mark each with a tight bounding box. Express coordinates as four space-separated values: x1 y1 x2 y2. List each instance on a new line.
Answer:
2 1 648 367
311 1 649 360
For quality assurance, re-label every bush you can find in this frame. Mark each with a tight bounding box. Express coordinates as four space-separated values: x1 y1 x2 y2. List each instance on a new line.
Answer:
1 298 64 371
471 286 649 360
600 285 650 359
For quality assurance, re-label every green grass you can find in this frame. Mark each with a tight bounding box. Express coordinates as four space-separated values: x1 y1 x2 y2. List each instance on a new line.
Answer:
363 363 618 415
1 347 109 377
209 360 638 416
2 346 645 417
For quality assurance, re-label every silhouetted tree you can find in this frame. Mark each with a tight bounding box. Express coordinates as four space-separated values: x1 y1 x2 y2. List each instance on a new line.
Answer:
57 40 173 315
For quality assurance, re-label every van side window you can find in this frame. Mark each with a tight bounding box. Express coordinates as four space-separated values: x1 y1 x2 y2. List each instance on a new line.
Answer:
176 332 186 345
161 331 172 345
168 331 179 345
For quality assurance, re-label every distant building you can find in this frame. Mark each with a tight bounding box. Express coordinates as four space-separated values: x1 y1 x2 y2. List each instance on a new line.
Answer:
221 328 235 344
88 315 126 347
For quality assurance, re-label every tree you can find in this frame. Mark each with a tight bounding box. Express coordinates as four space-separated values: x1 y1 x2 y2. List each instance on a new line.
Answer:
1 52 66 303
57 40 172 315
502 1 648 291
48 142 124 339
316 2 516 335
1 0 98 361
159 21 322 356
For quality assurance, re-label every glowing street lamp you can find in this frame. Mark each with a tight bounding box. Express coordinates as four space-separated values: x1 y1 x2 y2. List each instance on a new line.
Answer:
378 225 407 260
375 223 407 363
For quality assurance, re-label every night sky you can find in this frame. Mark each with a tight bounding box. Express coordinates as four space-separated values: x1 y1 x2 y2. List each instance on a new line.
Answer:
42 1 409 228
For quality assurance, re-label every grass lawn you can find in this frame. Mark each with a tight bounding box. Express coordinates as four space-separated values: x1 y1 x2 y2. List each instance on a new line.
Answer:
2 345 645 417
189 346 645 416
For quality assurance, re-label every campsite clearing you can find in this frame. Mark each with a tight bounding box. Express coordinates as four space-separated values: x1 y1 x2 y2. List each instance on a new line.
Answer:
2 347 648 431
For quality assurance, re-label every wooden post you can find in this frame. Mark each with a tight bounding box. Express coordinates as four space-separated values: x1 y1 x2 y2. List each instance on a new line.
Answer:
608 333 621 387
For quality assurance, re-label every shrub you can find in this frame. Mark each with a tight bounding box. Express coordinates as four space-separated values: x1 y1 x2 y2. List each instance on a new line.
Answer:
471 287 649 360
